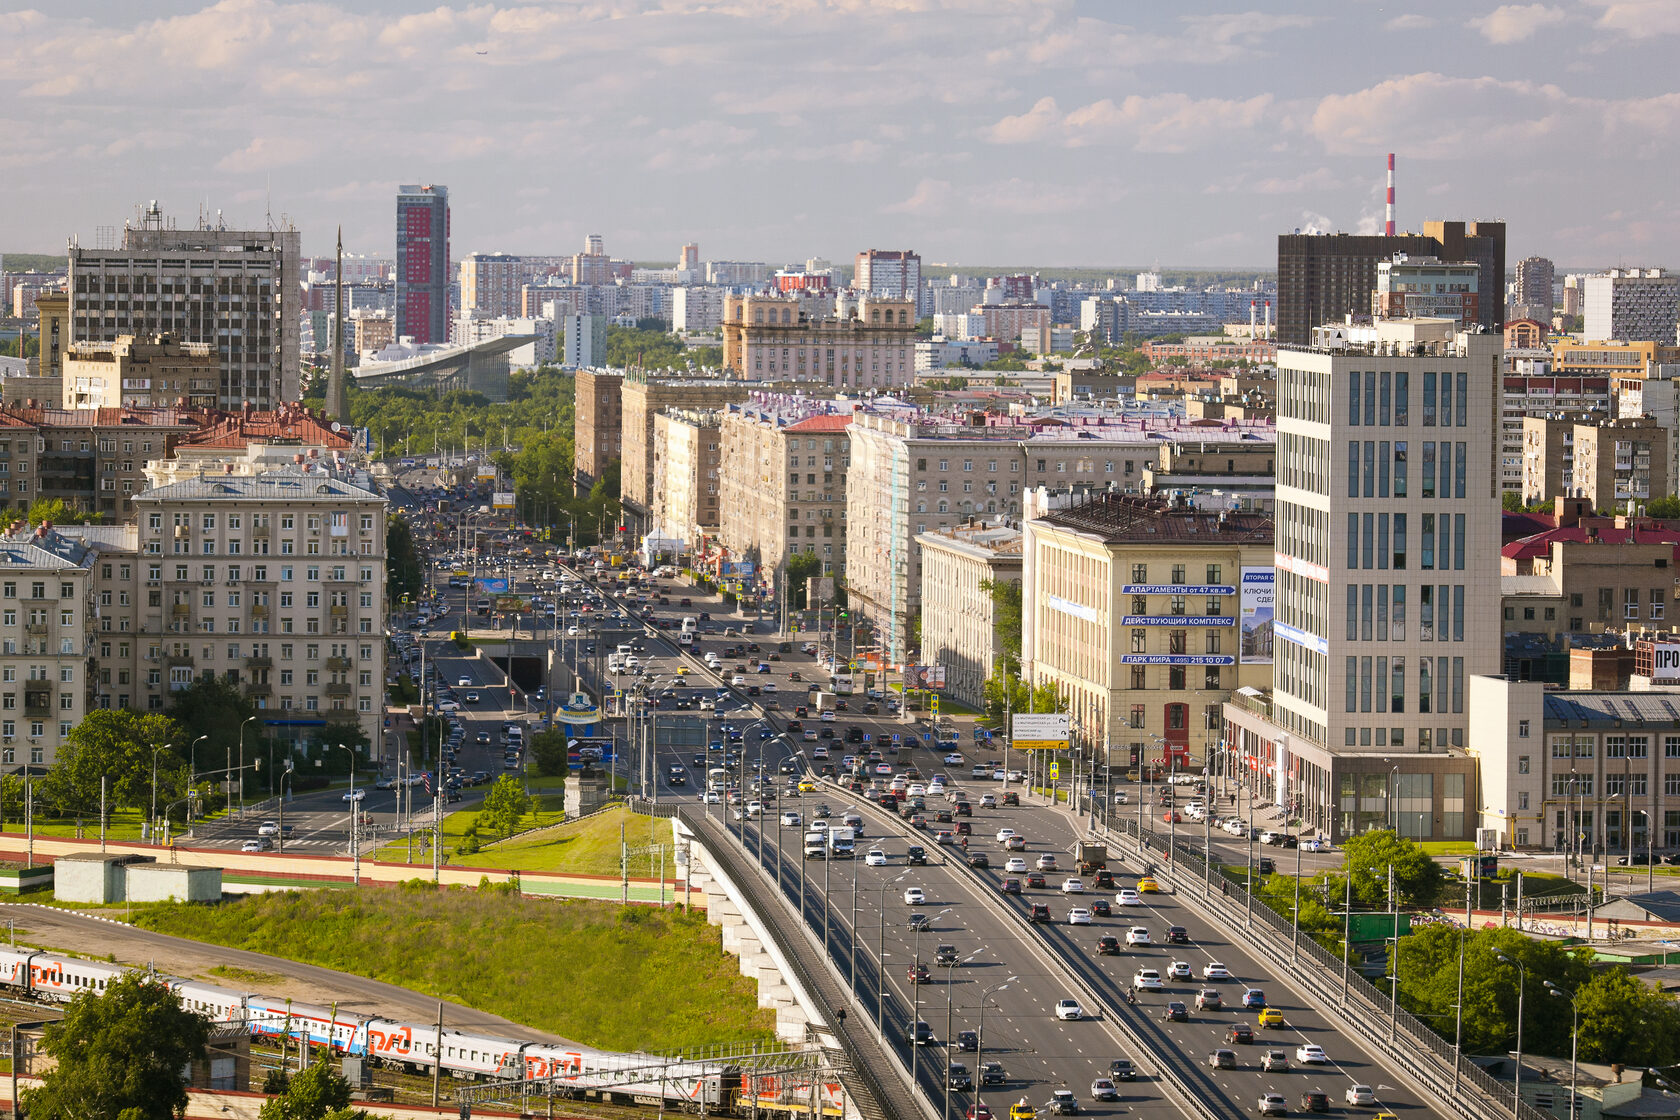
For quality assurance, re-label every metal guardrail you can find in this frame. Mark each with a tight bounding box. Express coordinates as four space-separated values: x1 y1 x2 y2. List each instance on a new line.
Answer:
680 806 926 1120
1101 810 1554 1120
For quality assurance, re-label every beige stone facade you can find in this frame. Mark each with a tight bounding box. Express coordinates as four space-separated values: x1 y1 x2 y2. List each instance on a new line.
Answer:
0 524 99 768
1025 495 1273 771
650 409 721 550
619 373 751 530
132 467 389 750
1571 417 1668 512
717 408 853 583
916 524 1022 708
721 295 916 389
63 334 217 411
573 368 623 489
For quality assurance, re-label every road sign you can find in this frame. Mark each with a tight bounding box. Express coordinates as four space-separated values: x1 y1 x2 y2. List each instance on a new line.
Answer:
1050 762 1060 780
891 734 901 743
1011 713 1070 750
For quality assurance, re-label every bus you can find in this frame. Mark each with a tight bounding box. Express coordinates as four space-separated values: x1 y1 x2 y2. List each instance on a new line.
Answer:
707 767 728 793
830 673 855 696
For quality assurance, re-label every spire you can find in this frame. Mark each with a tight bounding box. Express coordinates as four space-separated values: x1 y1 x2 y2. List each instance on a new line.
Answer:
326 225 351 423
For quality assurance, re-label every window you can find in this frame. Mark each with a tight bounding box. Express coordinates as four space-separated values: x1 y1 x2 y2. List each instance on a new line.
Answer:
1518 755 1530 774
1518 720 1530 739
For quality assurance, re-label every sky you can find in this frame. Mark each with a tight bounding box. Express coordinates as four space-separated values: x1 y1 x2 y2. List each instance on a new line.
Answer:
4 0 1680 270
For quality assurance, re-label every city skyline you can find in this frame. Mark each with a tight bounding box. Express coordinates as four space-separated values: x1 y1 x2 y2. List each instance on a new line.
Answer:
3 1 1680 266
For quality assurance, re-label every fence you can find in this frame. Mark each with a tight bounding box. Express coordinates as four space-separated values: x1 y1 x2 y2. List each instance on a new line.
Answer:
1095 805 1555 1120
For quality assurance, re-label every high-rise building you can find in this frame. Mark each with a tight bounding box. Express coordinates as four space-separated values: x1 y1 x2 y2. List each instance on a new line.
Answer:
679 243 700 273
618 372 753 534
672 287 724 333
1510 255 1555 319
561 314 608 370
459 253 527 320
67 202 301 406
717 406 854 589
1583 268 1680 344
1221 317 1501 842
1275 220 1505 345
395 184 450 344
720 295 916 388
573 369 623 490
1372 256 1479 324
854 249 921 299
650 408 722 551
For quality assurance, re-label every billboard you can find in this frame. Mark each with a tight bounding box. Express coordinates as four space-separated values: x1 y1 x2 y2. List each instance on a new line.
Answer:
1240 567 1275 665
473 577 509 593
721 560 756 577
495 596 525 613
904 665 946 690
492 491 515 510
1011 713 1069 750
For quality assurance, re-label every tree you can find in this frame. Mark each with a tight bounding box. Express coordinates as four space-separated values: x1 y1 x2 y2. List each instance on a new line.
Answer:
40 710 183 818
258 1059 369 1120
22 973 209 1120
1338 829 1445 909
480 774 533 839
1394 926 1589 1059
1501 490 1526 512
168 676 258 810
25 497 100 525
386 515 426 604
1574 966 1680 1066
1644 495 1680 520
980 578 1023 672
787 552 823 609
530 729 570 778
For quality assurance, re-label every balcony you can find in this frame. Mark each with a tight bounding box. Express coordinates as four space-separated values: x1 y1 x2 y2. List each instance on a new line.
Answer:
23 623 46 636
24 702 50 719
324 682 352 698
251 524 270 537
250 604 268 619
246 656 272 669
244 681 271 698
170 604 191 619
325 656 352 672
329 605 348 618
165 653 193 668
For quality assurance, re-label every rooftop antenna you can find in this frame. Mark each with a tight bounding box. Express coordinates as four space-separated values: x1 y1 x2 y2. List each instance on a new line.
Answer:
1385 153 1395 237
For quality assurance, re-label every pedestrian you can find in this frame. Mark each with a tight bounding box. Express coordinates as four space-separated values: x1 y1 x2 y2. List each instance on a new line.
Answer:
1221 879 1229 898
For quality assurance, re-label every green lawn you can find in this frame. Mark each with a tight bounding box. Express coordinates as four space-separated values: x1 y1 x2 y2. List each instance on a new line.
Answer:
1419 841 1479 856
133 888 775 1052
376 796 670 878
373 775 568 863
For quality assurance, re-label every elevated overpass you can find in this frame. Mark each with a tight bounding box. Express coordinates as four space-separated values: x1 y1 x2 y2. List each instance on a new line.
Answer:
352 334 534 400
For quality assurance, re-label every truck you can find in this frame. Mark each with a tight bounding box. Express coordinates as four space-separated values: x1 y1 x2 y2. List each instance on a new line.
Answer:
814 691 839 712
826 826 856 859
803 830 828 860
1075 840 1108 875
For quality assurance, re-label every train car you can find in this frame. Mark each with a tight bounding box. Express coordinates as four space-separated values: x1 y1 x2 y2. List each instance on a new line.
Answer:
743 1072 846 1117
517 1044 736 1109
433 1029 528 1079
245 995 371 1056
27 954 129 1003
0 947 38 990
172 980 254 1026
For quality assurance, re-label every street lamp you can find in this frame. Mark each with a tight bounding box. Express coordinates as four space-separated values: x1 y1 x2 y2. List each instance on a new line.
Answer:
1544 981 1580 1120
974 976 1017 1120
1385 934 1403 1045
336 743 361 886
909 907 953 1076
188 734 209 822
1496 953 1526 1118
149 742 174 842
875 871 910 1040
238 716 259 816
944 948 986 1120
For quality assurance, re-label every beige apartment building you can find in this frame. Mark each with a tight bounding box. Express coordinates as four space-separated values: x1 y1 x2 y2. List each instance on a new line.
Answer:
1523 415 1667 511
572 368 623 490
132 466 389 749
844 411 1275 662
650 409 721 551
717 407 854 583
917 523 1022 709
1025 493 1274 772
0 524 98 768
721 295 917 389
63 334 218 411
619 372 752 534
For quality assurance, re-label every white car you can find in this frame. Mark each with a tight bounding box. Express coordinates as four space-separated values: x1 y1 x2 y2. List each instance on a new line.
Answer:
1125 926 1151 946
240 839 266 852
1296 1044 1328 1065
943 753 964 765
731 675 747 686
1060 877 1085 894
865 848 888 867
1345 1085 1375 1106
1304 837 1331 853
1053 998 1084 1021
257 821 279 837
457 676 472 687
904 887 926 906
342 788 366 802
1112 791 1129 804
996 828 1017 844
1036 853 1058 871
374 777 394 790
1115 889 1142 905
1202 962 1233 981
1066 908 1092 925
780 811 802 827
745 801 764 817
980 794 997 808
1006 857 1028 873
1167 960 1192 981
700 791 722 804
1132 969 1164 991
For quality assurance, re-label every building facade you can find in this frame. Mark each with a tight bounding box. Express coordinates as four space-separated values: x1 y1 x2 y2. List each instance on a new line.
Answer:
132 466 389 748
1372 255 1479 324
917 524 1022 710
1583 269 1680 344
459 253 529 320
618 374 752 534
63 335 217 411
0 524 98 768
672 287 725 334
1571 417 1668 512
721 296 917 389
650 409 721 550
853 250 921 299
717 408 854 587
1026 493 1274 772
562 314 608 370
573 368 623 490
396 185 450 344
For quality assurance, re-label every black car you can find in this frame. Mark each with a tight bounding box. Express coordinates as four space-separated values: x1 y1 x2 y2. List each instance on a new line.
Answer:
1257 857 1276 874
956 1030 979 1053
1109 1059 1134 1082
913 1021 935 1045
1299 1089 1329 1113
1089 899 1112 917
1000 878 1022 894
907 845 928 865
980 1062 1007 1086
1161 1001 1188 1023
1226 1023 1254 1045
1165 925 1189 944
967 851 991 869
1093 869 1115 889
908 913 931 931
1028 902 1051 923
954 801 972 817
1025 871 1047 889
935 944 959 965
946 1063 972 1090
1096 936 1121 956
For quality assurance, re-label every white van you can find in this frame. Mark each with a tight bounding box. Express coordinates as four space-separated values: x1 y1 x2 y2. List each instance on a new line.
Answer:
616 643 635 658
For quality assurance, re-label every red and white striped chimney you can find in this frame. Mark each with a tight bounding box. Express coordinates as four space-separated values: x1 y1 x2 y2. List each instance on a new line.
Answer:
1385 153 1395 236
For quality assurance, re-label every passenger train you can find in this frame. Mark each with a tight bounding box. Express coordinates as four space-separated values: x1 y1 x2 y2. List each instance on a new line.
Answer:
0 947 841 1114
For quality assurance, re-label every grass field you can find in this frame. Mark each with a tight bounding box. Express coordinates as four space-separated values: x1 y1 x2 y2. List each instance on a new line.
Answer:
375 802 669 878
1419 841 1478 856
134 887 775 1052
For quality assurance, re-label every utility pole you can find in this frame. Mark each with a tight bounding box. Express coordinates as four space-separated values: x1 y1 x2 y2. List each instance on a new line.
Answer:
431 1002 444 1105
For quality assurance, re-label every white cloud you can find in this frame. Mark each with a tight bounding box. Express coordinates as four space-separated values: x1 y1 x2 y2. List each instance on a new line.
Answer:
1383 14 1436 30
983 92 1274 154
1467 4 1569 44
1588 0 1680 37
1310 73 1574 157
883 178 951 215
215 135 313 173
983 97 1061 144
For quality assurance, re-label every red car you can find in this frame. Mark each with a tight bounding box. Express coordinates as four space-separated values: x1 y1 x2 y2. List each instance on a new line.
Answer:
1163 810 1182 823
967 1107 993 1120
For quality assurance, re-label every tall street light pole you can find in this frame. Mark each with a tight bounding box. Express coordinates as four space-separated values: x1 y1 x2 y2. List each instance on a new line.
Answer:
238 716 258 816
1544 982 1579 1120
1496 953 1526 1118
149 742 173 842
973 976 1016 1120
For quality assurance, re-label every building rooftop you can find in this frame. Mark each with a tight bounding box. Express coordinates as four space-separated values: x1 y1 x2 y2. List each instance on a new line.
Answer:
1503 524 1680 562
784 414 856 433
133 464 383 505
1539 690 1680 727
178 402 352 450
1033 491 1274 544
916 522 1024 558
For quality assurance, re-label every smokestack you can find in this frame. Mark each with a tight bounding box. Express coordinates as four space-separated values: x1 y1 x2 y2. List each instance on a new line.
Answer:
1385 153 1395 236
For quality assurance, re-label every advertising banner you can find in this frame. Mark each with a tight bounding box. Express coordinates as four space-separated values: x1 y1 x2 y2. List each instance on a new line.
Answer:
904 665 946 690
1240 567 1275 665
492 491 515 510
1011 713 1070 750
721 560 756 577
473 577 509 593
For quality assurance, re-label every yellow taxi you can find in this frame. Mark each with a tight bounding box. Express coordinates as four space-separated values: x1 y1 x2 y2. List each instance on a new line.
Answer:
1008 1103 1036 1120
1257 1007 1286 1029
674 666 690 677
1137 876 1161 893
797 779 817 793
